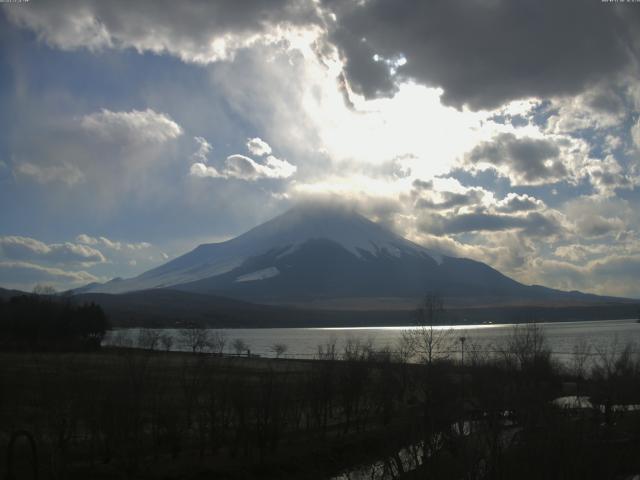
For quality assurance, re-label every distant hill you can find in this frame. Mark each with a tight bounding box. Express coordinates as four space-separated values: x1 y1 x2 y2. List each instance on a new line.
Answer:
0 287 27 300
1 286 638 328
74 289 640 328
73 289 301 328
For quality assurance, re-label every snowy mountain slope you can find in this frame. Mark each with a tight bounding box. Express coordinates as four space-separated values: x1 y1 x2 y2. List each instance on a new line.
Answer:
86 204 443 294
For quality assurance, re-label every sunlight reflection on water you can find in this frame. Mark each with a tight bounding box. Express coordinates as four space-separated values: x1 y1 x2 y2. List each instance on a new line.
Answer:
105 319 640 364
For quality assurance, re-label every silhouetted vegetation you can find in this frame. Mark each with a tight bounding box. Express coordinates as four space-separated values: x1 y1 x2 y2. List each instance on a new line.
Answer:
1 295 640 478
0 293 110 351
1 328 640 479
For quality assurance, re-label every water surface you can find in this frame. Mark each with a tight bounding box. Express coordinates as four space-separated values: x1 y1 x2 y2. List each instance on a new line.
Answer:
105 318 640 363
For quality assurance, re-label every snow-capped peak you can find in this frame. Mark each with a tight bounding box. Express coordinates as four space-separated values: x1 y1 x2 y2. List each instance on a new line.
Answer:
238 203 440 260
84 203 443 293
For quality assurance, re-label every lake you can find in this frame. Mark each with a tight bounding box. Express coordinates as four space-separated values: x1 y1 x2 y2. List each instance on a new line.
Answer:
105 318 640 365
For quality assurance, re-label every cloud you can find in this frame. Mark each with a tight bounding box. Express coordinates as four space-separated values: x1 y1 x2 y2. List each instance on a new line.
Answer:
189 135 296 181
589 255 640 279
0 233 165 291
412 179 433 191
0 260 100 289
464 133 568 185
495 193 545 213
415 189 485 211
192 136 213 162
189 162 221 179
418 211 561 237
0 236 106 266
546 85 627 134
554 244 612 263
191 154 296 181
75 234 98 245
246 137 272 156
15 162 85 186
3 0 640 301
80 108 183 144
13 107 187 212
529 254 640 299
231 154 296 180
585 155 636 195
12 0 637 114
225 154 268 179
4 0 321 63
75 234 152 251
323 0 638 110
575 215 625 238
564 195 636 238
332 157 413 183
632 118 640 150
408 202 640 298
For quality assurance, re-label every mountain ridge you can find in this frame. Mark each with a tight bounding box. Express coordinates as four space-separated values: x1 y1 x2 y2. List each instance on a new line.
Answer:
78 203 633 307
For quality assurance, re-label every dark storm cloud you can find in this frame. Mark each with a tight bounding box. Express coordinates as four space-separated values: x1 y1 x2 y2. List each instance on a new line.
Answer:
415 189 484 211
419 211 560 237
584 88 626 117
324 0 638 110
10 0 638 112
328 21 399 99
465 133 567 184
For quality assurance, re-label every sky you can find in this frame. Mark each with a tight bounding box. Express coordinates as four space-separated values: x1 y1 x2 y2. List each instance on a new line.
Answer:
1 0 640 298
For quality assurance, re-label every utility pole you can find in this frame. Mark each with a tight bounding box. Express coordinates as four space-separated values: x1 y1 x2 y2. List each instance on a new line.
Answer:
459 336 466 367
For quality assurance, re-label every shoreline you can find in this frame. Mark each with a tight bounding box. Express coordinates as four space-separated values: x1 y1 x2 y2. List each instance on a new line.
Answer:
107 316 640 330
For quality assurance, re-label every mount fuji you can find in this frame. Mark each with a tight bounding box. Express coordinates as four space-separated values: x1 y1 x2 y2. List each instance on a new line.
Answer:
81 203 616 307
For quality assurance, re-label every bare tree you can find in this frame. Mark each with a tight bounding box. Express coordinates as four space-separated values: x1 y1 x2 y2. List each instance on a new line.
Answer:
402 292 452 365
137 328 161 351
270 343 288 358
160 333 174 352
231 338 249 356
342 336 373 361
572 338 592 398
180 325 210 354
591 340 639 423
210 330 227 355
506 321 550 370
467 340 487 366
111 329 134 348
395 333 413 364
317 336 338 360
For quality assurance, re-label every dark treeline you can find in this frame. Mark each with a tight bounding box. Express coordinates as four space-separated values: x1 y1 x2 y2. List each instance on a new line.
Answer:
1 325 640 479
0 293 110 351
